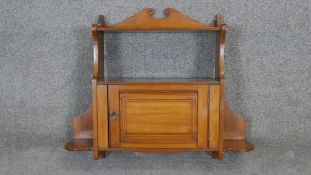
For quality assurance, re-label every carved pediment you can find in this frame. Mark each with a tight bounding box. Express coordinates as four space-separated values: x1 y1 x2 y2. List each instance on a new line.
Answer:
95 8 223 31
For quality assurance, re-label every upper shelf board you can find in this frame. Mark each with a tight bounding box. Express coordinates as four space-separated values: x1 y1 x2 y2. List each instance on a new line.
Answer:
98 78 220 85
94 8 224 31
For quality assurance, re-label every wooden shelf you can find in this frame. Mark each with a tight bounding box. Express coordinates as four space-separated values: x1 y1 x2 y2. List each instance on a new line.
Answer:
64 138 254 152
98 78 220 85
96 27 222 32
65 139 93 151
65 8 254 160
224 139 254 152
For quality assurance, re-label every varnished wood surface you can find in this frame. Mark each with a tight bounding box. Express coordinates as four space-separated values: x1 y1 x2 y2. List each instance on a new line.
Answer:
197 85 209 149
71 105 93 139
64 139 92 151
97 85 109 149
98 78 219 85
214 22 227 160
65 8 254 160
209 85 220 149
65 99 254 153
224 139 254 152
108 85 120 147
224 100 253 144
109 84 199 91
101 147 218 153
92 80 99 159
92 27 104 79
64 138 253 152
95 8 222 31
215 24 226 80
120 93 197 136
109 85 199 148
64 138 254 152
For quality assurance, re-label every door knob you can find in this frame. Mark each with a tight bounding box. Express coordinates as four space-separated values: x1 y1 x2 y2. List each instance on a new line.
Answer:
109 112 119 120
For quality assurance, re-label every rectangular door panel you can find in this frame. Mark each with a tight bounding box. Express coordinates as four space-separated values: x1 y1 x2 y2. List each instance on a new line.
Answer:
120 92 197 144
108 85 209 149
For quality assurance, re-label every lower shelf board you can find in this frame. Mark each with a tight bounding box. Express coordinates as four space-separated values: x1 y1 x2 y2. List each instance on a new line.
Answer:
64 138 93 151
224 139 254 152
65 139 254 152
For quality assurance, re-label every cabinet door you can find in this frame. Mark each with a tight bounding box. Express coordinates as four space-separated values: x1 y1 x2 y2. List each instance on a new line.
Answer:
108 85 209 149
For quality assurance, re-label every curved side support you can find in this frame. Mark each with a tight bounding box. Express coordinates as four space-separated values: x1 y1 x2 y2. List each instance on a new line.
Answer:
64 104 93 151
213 23 226 160
65 17 103 159
92 26 104 80
224 100 254 152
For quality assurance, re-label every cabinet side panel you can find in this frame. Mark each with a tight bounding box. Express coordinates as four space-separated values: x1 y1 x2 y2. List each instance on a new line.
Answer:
97 85 108 149
92 80 99 159
108 85 121 147
209 85 220 149
198 85 209 148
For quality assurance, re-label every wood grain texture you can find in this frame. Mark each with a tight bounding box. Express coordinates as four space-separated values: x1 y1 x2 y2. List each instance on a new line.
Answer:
92 80 99 160
97 85 108 149
215 24 226 80
71 105 93 139
224 100 254 152
102 147 218 153
217 80 225 160
64 97 93 151
111 84 199 91
65 8 254 160
95 8 221 31
224 139 254 152
197 85 208 149
92 26 104 79
224 100 247 140
98 78 220 85
209 85 220 149
120 93 197 136
109 85 199 148
213 24 227 160
108 85 121 147
64 139 93 151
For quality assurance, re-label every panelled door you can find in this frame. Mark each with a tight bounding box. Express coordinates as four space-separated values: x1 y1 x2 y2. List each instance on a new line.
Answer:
108 85 214 149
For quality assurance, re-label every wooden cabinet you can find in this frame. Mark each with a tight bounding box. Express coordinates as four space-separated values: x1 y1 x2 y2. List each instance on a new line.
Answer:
108 85 200 148
65 8 254 160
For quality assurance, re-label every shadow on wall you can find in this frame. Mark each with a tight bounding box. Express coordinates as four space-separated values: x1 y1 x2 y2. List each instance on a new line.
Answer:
194 31 216 78
65 26 93 140
104 32 123 78
224 23 253 136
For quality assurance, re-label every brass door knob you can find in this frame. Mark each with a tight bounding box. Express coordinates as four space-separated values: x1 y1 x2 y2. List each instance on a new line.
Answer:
109 112 119 120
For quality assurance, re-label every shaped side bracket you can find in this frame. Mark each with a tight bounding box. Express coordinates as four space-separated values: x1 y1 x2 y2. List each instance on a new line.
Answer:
64 100 254 152
224 100 254 152
64 105 93 151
